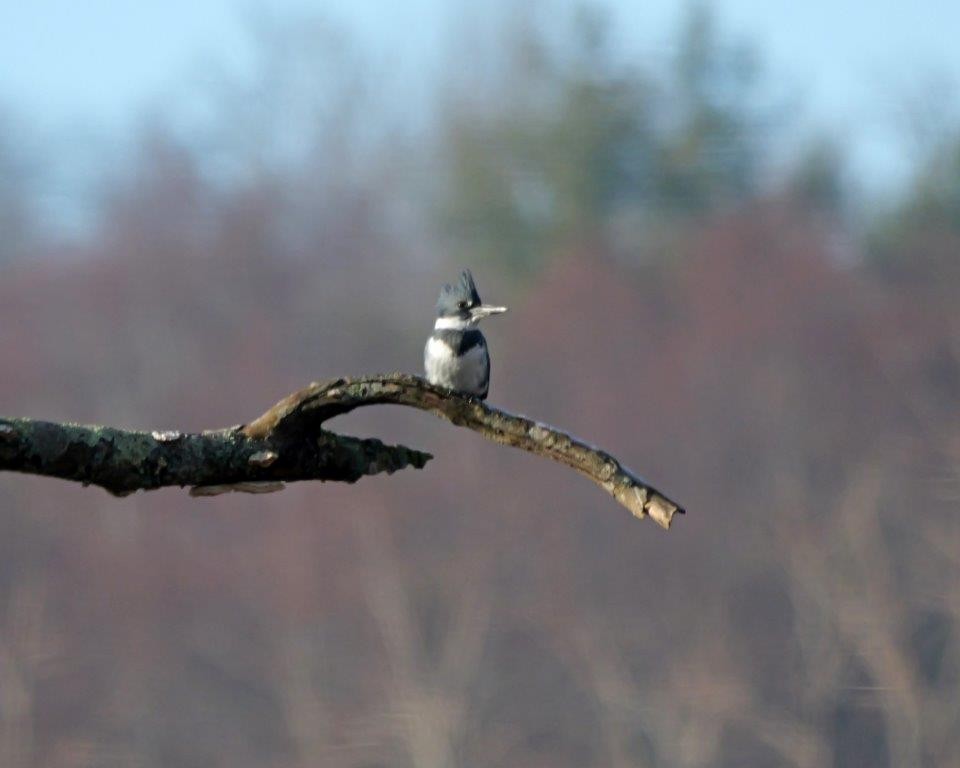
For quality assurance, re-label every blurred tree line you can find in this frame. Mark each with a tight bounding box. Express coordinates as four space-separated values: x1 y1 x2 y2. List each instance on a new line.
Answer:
440 4 768 273
0 2 956 291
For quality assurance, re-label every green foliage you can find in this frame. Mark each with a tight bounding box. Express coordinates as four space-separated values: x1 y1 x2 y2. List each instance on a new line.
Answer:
439 3 765 274
868 133 960 286
653 2 762 212
0 112 37 264
786 139 847 214
440 8 654 276
900 138 960 227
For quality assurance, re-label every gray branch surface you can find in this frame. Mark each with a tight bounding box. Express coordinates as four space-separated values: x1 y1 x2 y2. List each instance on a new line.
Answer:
244 374 684 528
0 373 683 528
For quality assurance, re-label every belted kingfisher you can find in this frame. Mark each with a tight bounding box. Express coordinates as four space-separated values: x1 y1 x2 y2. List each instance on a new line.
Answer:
424 269 507 399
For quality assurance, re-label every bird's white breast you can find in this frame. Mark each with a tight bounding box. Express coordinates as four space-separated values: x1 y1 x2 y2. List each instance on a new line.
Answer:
424 336 489 396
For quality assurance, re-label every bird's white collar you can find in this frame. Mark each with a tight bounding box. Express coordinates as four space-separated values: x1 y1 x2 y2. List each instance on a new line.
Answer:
433 316 473 331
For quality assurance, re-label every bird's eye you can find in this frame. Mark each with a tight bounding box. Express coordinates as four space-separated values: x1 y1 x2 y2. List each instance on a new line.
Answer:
457 300 469 310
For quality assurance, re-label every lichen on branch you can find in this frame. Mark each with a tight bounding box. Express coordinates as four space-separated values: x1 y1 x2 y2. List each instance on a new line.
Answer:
0 417 430 497
1 373 683 528
246 373 684 528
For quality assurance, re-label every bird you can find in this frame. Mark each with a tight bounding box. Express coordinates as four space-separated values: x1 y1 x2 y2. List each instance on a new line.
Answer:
424 269 507 399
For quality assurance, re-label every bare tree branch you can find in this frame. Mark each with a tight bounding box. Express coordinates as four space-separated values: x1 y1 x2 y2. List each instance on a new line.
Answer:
0 417 430 497
0 373 684 528
245 373 684 528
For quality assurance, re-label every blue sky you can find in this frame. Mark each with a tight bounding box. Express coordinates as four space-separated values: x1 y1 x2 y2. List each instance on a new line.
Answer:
1 0 959 199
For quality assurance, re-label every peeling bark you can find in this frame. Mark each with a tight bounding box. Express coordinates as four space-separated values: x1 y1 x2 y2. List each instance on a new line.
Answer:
0 373 684 528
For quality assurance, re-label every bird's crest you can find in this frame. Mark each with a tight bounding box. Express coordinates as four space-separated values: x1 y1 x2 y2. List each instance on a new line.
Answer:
437 269 482 311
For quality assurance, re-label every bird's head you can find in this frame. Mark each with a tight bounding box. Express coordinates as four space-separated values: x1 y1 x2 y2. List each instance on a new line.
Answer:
435 269 507 329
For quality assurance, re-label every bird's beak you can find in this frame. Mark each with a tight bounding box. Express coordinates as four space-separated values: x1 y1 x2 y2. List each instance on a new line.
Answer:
471 304 508 321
